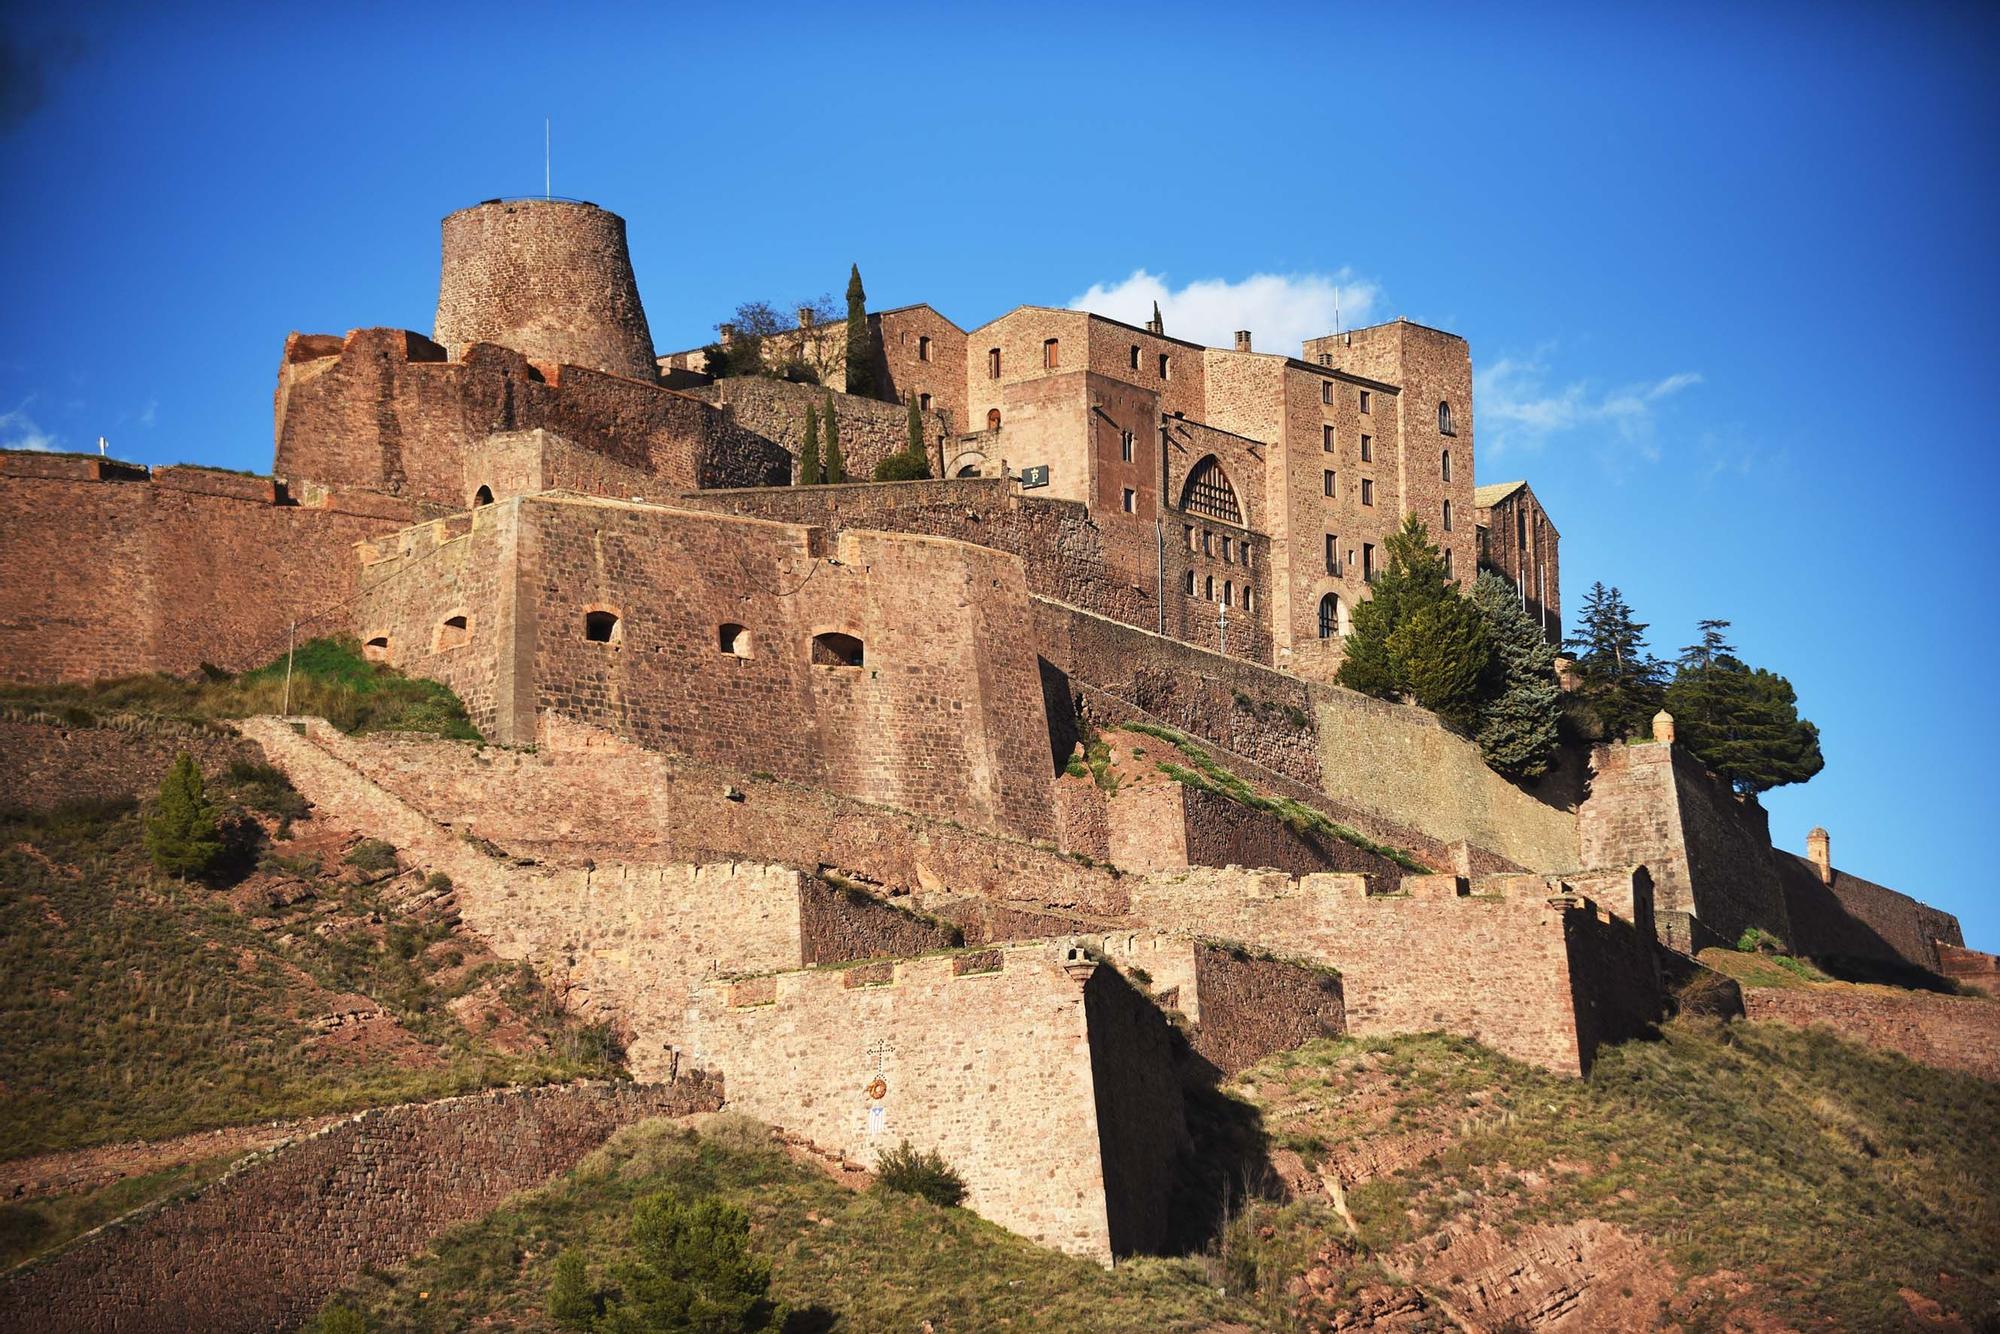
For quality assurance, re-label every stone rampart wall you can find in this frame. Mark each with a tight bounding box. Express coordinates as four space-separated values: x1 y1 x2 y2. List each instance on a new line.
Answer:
1774 853 1964 976
1187 942 1346 1075
0 1081 719 1334
0 455 412 683
685 378 949 483
1740 986 2000 1081
686 943 1187 1262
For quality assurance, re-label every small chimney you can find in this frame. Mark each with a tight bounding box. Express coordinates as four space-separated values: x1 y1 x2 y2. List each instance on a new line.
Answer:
1651 709 1676 744
1234 330 1252 353
1146 301 1164 335
797 306 815 329
1807 827 1832 885
718 322 737 346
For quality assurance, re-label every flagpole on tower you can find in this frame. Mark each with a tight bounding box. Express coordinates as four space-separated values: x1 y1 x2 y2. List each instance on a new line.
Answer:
545 118 552 200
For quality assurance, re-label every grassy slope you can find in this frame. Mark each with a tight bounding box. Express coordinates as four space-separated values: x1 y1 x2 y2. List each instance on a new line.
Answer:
0 636 481 741
320 1023 1997 1332
0 789 620 1166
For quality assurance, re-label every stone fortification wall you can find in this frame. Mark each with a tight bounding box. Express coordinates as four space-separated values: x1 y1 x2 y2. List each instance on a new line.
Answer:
267 720 1126 916
1578 741 1789 953
465 428 667 507
687 943 1189 1262
1773 853 1963 977
274 332 788 511
0 1080 719 1334
0 452 413 684
354 496 1057 842
1188 942 1346 1075
685 378 951 483
1127 869 1658 1074
0 718 261 812
434 199 657 381
1101 778 1413 882
1740 986 2000 1081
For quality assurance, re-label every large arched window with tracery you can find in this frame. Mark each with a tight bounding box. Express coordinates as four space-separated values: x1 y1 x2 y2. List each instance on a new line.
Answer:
1179 456 1242 525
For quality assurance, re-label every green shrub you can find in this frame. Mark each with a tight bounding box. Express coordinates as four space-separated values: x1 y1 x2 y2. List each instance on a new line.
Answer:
873 1140 966 1207
343 839 398 875
306 1304 371 1334
423 870 453 893
223 759 309 820
146 754 222 881
872 449 930 482
1736 926 1788 955
547 1246 599 1329
600 1193 785 1333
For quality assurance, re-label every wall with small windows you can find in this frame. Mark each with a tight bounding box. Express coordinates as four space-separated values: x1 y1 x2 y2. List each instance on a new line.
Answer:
1473 481 1562 643
354 493 1056 840
876 305 968 434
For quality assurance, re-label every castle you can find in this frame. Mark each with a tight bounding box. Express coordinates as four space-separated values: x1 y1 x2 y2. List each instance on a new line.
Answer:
0 198 1985 1265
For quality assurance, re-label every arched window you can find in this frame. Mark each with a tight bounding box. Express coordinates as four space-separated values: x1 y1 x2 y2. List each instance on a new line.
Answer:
436 613 471 651
918 392 931 412
473 484 494 507
1442 499 1453 532
1437 401 1454 435
1204 574 1214 600
1178 456 1243 525
1182 568 1195 595
956 464 980 478
1318 593 1341 640
987 408 1001 431
363 635 391 663
1242 586 1255 613
1222 580 1233 607
584 610 620 644
1440 449 1451 482
811 632 864 667
718 623 751 657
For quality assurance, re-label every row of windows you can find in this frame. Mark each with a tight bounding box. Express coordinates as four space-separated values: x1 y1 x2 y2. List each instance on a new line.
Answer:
987 342 1175 381
1320 426 1375 462
1322 470 1375 506
1308 373 1454 436
468 610 871 668
1182 569 1254 611
1182 524 1256 568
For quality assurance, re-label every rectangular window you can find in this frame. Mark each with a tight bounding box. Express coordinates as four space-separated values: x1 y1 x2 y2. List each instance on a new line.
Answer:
918 392 931 412
987 348 1000 378
1325 533 1338 575
1183 524 1195 551
1361 478 1374 506
1129 345 1141 370
1444 548 1455 578
1322 424 1334 452
918 335 932 362
1359 390 1371 414
1440 449 1451 482
1158 353 1171 380
1323 469 1335 498
1202 530 1213 556
1319 353 1332 366
1242 544 1253 569
1321 381 1333 404
1043 338 1059 369
1363 542 1376 582
1121 488 1136 513
1120 430 1134 462
1221 536 1233 563
1360 434 1372 462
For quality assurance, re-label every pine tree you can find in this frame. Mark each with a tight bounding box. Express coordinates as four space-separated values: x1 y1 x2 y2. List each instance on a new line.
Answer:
822 395 845 483
798 403 822 485
147 753 222 881
1336 515 1492 730
1665 639 1825 795
1566 582 1667 740
1470 571 1563 778
599 1194 785 1334
843 264 878 398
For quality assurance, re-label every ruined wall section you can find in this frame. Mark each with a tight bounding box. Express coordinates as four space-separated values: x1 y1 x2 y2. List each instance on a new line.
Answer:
274 333 788 511
687 943 1188 1262
434 199 657 380
1127 869 1655 1074
0 453 413 684
0 1081 719 1334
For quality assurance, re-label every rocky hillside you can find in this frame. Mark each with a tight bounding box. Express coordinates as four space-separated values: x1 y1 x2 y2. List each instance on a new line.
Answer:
313 1019 1997 1331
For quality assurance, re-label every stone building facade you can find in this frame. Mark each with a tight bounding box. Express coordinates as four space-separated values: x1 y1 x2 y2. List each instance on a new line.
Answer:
1474 480 1562 641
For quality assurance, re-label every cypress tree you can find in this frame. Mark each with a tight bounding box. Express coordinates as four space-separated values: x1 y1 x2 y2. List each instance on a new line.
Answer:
843 264 878 398
147 753 222 881
907 390 925 460
1336 515 1492 730
874 392 933 481
822 394 845 483
1470 571 1564 778
799 404 822 485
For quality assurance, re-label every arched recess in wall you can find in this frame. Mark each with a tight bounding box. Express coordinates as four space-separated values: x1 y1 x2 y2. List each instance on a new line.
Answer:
472 484 494 507
583 607 622 644
363 635 392 663
986 409 1001 431
1179 456 1243 525
435 612 473 652
718 623 752 657
810 631 864 668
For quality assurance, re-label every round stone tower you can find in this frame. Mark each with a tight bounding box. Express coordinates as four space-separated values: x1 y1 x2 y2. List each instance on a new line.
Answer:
434 199 657 381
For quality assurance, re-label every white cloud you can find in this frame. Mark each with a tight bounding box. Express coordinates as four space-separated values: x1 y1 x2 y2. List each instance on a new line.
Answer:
1474 354 1701 466
0 403 60 453
1067 269 1379 357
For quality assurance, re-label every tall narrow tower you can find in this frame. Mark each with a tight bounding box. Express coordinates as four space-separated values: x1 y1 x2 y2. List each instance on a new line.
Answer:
434 199 657 381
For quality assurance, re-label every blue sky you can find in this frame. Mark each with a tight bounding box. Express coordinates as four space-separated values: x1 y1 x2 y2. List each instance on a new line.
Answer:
3 2 1996 946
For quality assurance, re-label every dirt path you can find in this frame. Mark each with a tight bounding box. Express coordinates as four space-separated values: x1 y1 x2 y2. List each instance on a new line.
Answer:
2 1116 344 1202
